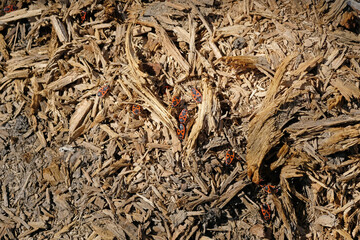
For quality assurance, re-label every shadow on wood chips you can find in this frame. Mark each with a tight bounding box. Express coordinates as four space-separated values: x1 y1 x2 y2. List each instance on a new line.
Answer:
0 0 360 239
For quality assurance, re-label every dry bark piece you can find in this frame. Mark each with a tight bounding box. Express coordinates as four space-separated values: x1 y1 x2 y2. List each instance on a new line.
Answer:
0 34 9 60
246 53 297 183
69 99 93 137
50 15 69 43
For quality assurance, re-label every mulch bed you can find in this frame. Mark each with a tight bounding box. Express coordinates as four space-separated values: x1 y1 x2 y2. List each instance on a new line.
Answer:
0 0 360 239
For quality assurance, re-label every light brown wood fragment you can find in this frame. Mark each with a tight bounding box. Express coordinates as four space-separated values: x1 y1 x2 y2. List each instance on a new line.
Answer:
100 124 119 138
330 30 360 43
146 143 171 150
187 2 221 58
333 229 353 240
53 221 77 239
0 8 44 23
265 52 298 102
155 24 190 72
36 130 47 149
0 34 9 60
91 224 116 240
318 124 360 155
330 78 360 101
47 72 86 90
216 181 248 209
50 15 68 43
81 141 102 153
287 113 360 134
184 79 213 166
350 58 360 73
272 195 292 238
273 20 299 43
125 24 180 151
165 1 190 11
292 55 323 76
69 99 93 134
7 69 30 79
324 0 348 23
246 51 298 183
132 25 152 36
219 55 269 72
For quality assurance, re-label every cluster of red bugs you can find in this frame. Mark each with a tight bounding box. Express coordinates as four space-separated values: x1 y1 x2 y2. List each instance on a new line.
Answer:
257 182 280 221
96 84 202 137
260 183 279 194
95 84 147 116
173 87 202 140
4 5 17 13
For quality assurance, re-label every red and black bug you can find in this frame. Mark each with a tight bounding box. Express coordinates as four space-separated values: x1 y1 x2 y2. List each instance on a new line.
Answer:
260 203 271 221
177 123 185 140
191 88 202 103
132 105 141 115
80 10 86 23
4 5 17 13
172 95 181 108
225 150 235 165
97 85 109 97
260 184 278 194
179 108 188 123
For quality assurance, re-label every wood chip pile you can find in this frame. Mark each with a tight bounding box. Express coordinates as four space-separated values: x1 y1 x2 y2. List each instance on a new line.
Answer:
0 0 360 239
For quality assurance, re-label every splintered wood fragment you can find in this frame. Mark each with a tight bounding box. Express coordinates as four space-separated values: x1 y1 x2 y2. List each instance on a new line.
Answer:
50 15 69 43
47 72 86 90
292 55 323 76
91 224 116 240
165 1 190 11
100 124 119 138
53 221 77 239
99 160 131 177
69 99 93 134
272 195 292 238
36 130 47 149
155 24 190 72
146 143 171 150
192 170 209 194
0 8 44 23
333 194 360 214
189 1 222 58
324 0 348 23
330 30 360 43
218 55 270 72
188 16 197 68
186 195 219 211
125 24 180 151
184 79 213 166
132 25 152 36
273 20 299 43
116 215 138 239
0 34 9 60
219 165 242 194
6 69 30 79
264 52 298 102
318 123 360 155
216 181 248 209
330 78 360 101
246 54 296 183
286 113 360 135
